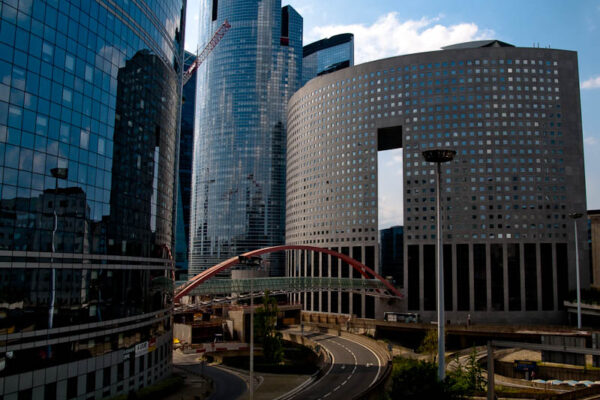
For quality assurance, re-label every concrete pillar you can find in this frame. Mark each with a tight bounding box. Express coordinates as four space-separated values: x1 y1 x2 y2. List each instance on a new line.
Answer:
552 243 558 311
503 243 509 311
486 243 492 311
318 251 323 312
327 253 332 314
419 244 425 312
536 243 542 311
520 243 526 311
361 245 366 319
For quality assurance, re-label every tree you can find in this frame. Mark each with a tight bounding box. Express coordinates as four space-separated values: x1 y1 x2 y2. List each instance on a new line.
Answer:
418 329 439 362
254 291 283 363
386 358 458 400
447 348 487 395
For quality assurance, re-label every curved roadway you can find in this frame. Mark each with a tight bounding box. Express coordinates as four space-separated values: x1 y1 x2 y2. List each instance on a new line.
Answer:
288 331 382 400
173 350 247 400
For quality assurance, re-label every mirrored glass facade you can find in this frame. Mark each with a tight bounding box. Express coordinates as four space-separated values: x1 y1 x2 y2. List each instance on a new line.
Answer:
0 0 184 398
190 0 302 277
302 33 354 85
175 50 196 280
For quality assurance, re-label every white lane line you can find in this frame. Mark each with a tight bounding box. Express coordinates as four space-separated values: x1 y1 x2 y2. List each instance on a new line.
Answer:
338 336 382 389
319 336 358 399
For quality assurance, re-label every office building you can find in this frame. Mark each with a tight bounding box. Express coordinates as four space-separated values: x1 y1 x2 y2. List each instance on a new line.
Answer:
380 226 404 286
175 51 196 280
0 0 184 398
286 40 587 323
302 33 354 85
189 0 303 277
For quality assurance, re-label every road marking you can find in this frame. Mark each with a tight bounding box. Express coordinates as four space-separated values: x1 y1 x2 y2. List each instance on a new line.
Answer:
340 337 382 389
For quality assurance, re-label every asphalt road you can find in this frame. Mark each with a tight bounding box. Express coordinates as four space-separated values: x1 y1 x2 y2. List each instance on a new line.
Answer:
173 351 247 400
288 331 382 400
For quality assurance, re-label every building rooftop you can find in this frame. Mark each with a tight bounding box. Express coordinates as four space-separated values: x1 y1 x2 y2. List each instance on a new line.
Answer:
303 33 354 57
441 39 515 50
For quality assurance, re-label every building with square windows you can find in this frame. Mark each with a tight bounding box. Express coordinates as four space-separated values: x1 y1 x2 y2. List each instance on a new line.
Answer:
286 40 587 323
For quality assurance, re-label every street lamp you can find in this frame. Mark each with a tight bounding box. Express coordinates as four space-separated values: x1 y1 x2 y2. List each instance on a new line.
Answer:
569 212 583 329
238 255 262 400
422 149 456 381
48 167 67 357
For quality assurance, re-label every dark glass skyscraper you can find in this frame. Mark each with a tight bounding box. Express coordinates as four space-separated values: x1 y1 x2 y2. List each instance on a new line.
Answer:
0 0 184 398
302 33 354 85
380 225 404 286
175 50 196 280
189 0 302 276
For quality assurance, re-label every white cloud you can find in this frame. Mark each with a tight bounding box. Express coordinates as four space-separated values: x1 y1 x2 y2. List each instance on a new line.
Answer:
582 76 600 89
308 12 494 64
379 194 403 229
585 136 598 145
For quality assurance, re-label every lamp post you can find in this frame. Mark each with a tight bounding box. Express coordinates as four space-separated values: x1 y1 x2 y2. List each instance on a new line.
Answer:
47 167 67 359
48 168 68 331
422 149 456 381
239 255 262 400
569 212 583 329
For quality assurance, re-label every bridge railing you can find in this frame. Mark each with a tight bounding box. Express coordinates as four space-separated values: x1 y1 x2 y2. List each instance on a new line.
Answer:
184 277 388 296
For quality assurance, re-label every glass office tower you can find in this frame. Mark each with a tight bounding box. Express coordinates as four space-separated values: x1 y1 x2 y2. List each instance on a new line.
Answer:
302 33 354 85
175 51 196 280
189 0 302 277
0 0 184 398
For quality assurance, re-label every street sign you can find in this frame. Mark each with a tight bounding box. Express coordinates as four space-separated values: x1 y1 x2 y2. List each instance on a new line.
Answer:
514 360 537 372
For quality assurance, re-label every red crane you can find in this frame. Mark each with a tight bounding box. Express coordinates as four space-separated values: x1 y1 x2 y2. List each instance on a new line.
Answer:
183 20 231 86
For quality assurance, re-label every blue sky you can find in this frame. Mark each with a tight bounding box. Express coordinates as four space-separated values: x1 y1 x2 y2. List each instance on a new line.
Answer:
185 0 600 228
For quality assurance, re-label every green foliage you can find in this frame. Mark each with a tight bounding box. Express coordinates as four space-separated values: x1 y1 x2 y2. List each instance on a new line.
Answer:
254 291 284 364
386 358 458 400
417 329 439 362
447 348 487 395
386 348 486 400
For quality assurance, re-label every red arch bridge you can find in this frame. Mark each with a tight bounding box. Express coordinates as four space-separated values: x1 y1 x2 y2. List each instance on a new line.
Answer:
174 245 403 305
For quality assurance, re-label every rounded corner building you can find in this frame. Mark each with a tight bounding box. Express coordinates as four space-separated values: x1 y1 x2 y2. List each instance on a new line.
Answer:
0 0 184 398
286 40 587 324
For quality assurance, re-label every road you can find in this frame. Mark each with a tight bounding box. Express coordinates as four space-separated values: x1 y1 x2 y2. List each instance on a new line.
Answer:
173 350 247 400
288 331 382 400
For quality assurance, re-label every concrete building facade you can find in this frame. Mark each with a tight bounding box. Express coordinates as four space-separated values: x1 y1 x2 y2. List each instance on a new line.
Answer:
286 40 587 323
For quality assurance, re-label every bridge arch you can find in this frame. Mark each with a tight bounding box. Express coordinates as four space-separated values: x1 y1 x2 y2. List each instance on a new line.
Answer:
175 245 402 303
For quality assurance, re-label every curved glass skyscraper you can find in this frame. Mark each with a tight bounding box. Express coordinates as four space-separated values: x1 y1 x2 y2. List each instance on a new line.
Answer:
0 0 184 398
190 0 302 276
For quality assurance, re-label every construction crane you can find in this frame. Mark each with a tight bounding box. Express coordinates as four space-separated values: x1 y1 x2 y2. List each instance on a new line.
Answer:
183 20 231 86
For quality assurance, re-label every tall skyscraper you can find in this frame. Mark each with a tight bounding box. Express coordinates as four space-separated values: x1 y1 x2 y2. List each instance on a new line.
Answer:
189 0 303 277
380 226 404 286
0 0 184 398
302 33 354 85
175 51 197 280
286 40 587 323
